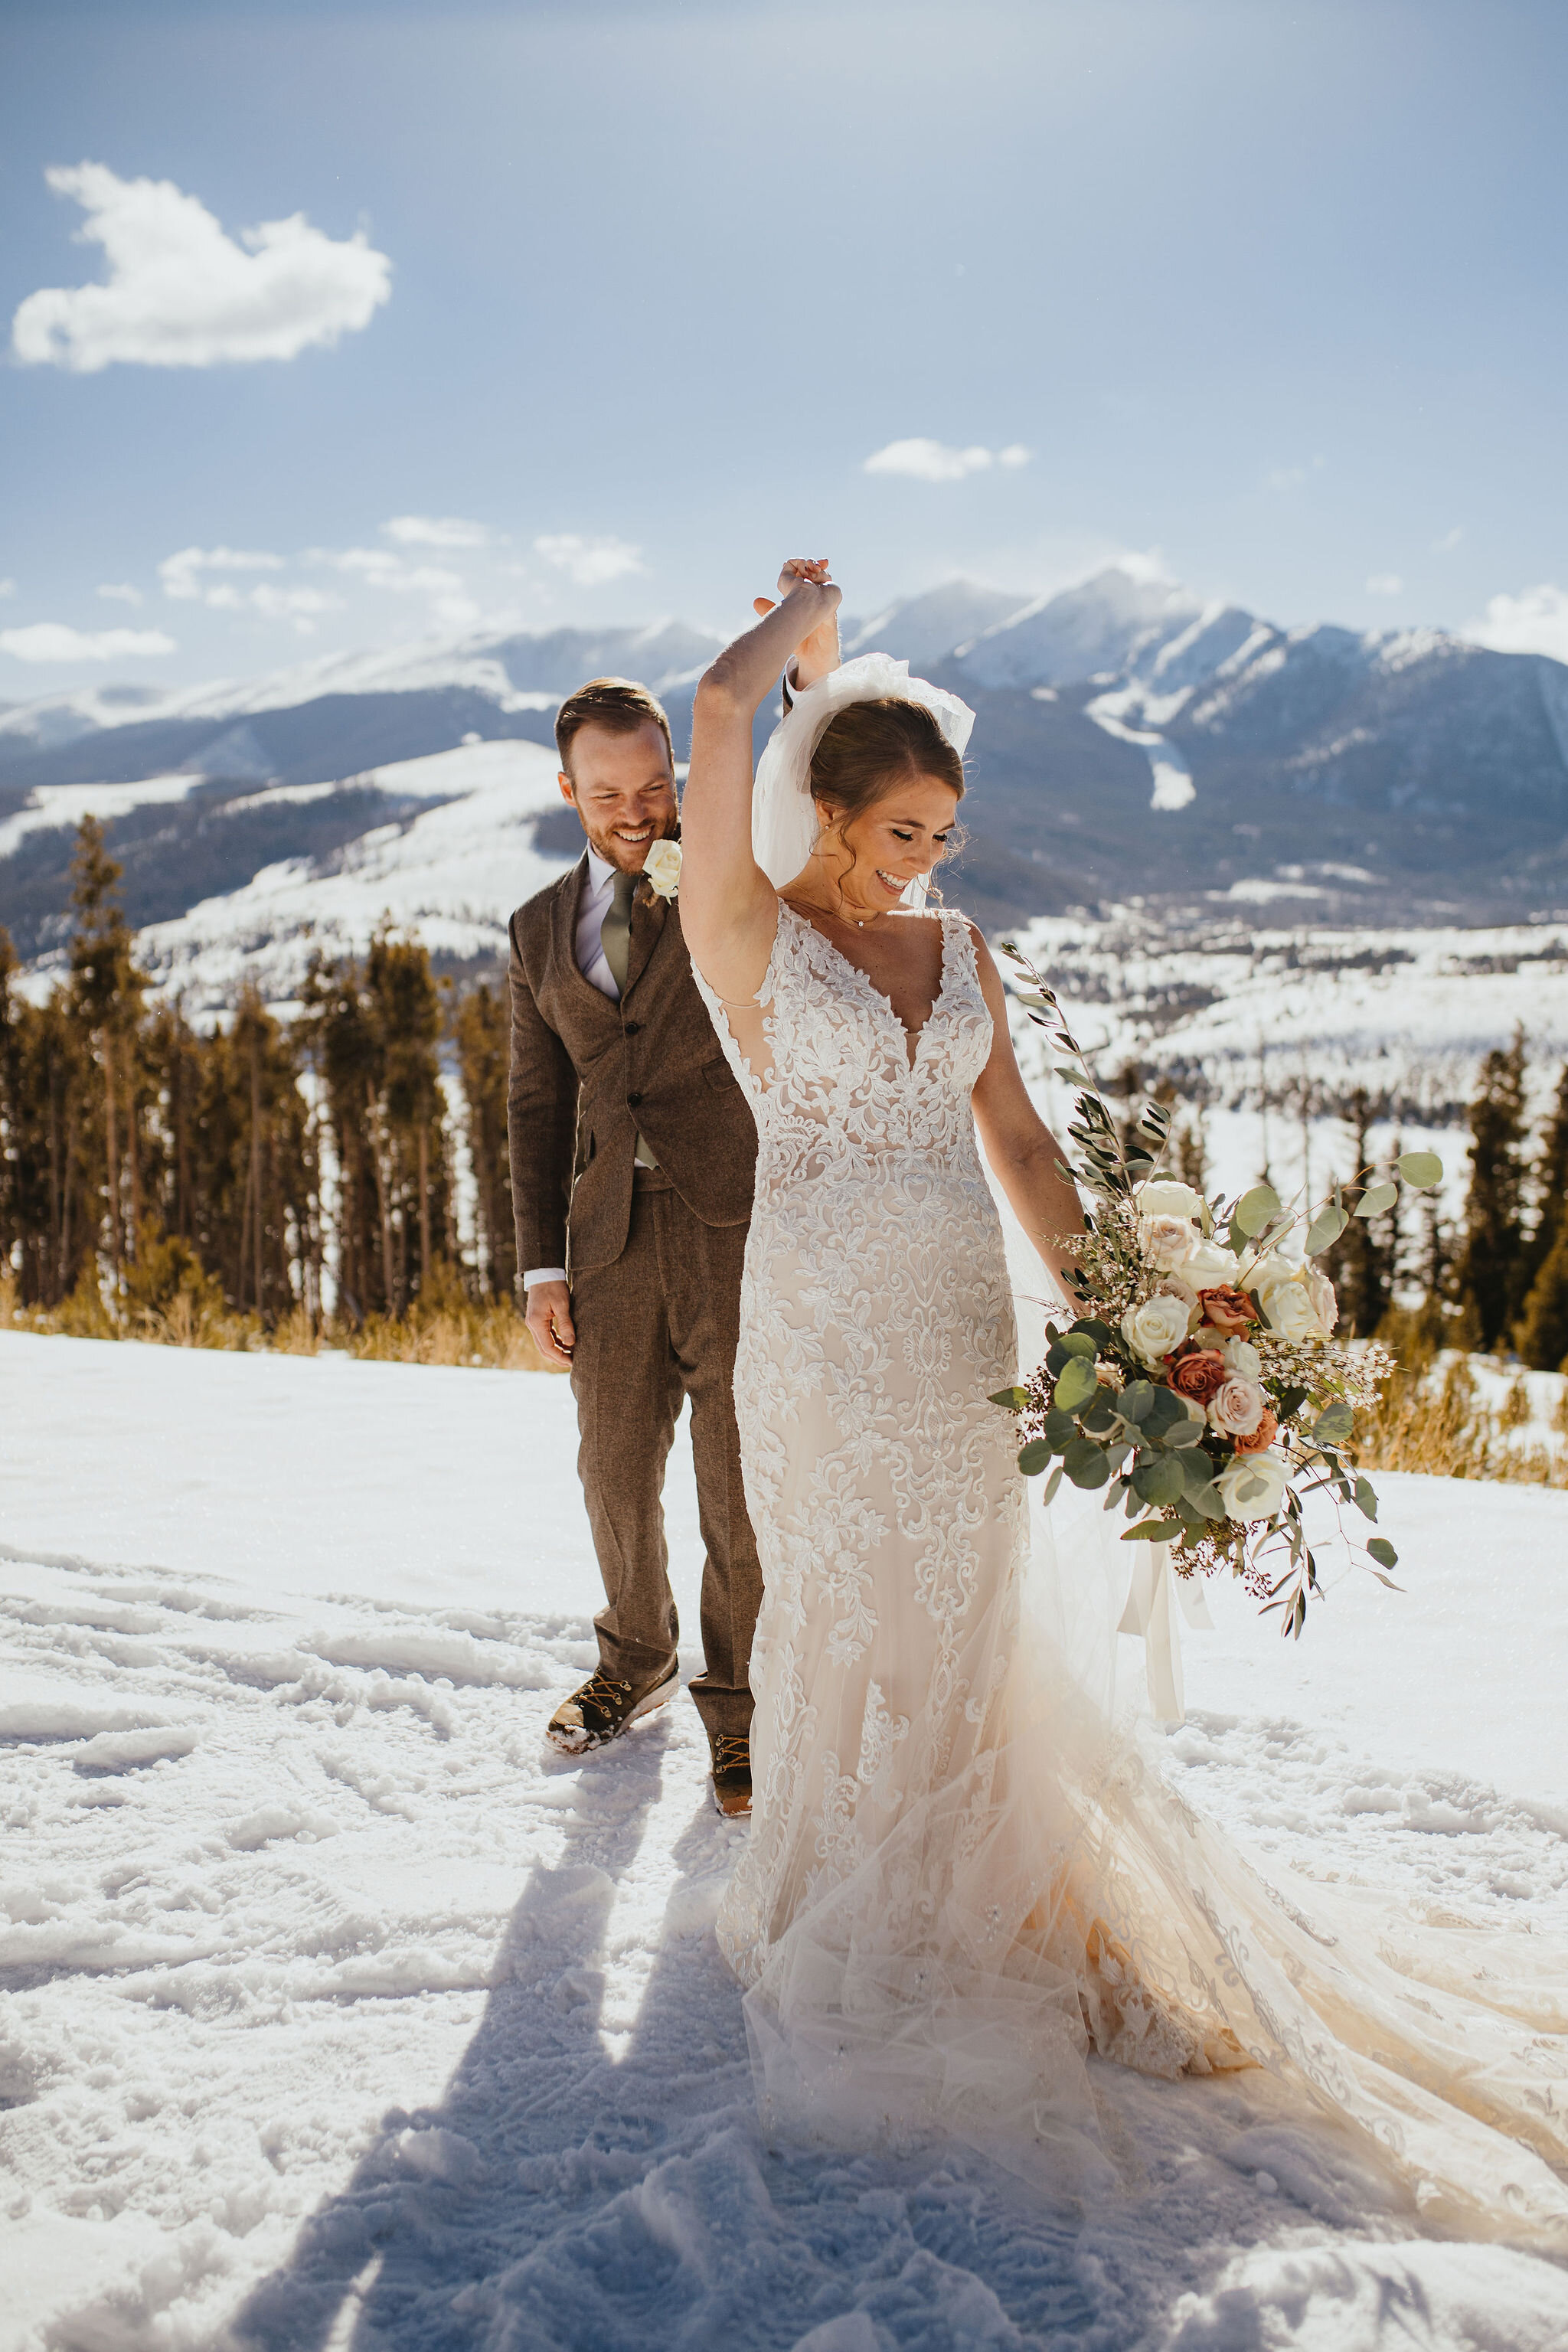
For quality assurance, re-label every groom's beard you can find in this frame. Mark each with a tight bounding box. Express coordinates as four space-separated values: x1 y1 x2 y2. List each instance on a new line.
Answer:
579 808 680 874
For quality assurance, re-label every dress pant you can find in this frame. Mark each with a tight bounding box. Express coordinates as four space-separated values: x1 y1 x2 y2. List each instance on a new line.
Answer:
567 1167 760 1743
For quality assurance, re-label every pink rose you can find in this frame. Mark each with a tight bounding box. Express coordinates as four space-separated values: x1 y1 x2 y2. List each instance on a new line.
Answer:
1233 1406 1279 1455
1207 1377 1268 1439
1138 1214 1197 1273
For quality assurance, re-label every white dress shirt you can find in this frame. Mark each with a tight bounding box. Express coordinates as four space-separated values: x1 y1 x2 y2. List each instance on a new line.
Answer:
523 848 639 1291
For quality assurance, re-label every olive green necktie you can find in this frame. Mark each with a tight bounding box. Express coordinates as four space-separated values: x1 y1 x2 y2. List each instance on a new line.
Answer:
600 871 657 1168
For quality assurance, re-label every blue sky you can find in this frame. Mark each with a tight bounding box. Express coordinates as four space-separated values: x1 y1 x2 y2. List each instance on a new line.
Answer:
2 0 1566 693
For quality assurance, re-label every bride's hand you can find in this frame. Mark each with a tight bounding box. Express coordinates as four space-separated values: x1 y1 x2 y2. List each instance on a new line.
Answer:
753 557 841 686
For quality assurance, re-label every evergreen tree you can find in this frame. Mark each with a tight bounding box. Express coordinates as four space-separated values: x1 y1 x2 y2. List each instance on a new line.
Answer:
1515 1227 1568 1370
1322 1089 1396 1336
451 979 515 1300
67 818 146 1284
1454 1028 1529 1351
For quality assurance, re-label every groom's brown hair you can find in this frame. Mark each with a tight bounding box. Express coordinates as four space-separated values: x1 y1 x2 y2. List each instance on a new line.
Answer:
556 677 675 782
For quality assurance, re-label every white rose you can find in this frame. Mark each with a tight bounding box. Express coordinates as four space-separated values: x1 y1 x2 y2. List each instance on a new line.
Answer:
643 838 682 900
1216 1449 1289 1522
1261 1279 1328 1344
1181 1237 1242 1289
1137 1213 1197 1272
1207 1376 1267 1438
1220 1336 1262 1382
1135 1179 1204 1222
1155 1272 1199 1308
1304 1263 1339 1335
1245 1245 1303 1302
1121 1292 1194 1365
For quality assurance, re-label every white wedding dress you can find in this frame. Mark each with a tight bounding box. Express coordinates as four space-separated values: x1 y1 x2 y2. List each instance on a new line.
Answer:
693 897 1568 2244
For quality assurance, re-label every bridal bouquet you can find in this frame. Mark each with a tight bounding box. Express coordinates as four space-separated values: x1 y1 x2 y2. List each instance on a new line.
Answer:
991 943 1443 1636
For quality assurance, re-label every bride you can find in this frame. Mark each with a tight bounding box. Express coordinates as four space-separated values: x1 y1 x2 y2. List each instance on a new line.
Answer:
680 559 1568 2239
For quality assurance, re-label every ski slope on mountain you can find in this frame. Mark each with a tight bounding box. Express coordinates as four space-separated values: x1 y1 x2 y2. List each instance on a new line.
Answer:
3 1332 1567 2352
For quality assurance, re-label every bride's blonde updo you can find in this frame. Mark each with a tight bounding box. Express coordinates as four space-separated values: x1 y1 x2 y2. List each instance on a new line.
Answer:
808 697 966 824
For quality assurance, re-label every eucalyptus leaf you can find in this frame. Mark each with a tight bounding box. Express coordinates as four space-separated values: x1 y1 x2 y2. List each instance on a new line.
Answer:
1355 1181 1399 1218
1057 1330 1097 1359
1306 1204 1348 1255
1044 1407 1079 1449
1397 1150 1443 1189
1354 1475 1378 1521
1367 1536 1399 1570
1055 1356 1099 1413
1043 1464 1064 1505
1165 1418 1205 1448
1018 1439 1052 1476
1070 1318 1113 1349
1064 1436 1112 1489
988 1386 1028 1410
1312 1400 1354 1446
1118 1380 1155 1424
1122 1518 1184 1544
1132 1455 1186 1507
1234 1184 1282 1236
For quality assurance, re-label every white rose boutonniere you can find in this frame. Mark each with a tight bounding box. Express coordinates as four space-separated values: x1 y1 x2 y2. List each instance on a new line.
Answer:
643 839 682 901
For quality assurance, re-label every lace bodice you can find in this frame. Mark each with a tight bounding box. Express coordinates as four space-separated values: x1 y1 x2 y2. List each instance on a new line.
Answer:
692 900 995 1194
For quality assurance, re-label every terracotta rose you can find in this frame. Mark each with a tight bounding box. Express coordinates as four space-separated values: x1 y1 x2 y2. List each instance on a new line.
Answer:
1197 1284 1256 1337
1233 1406 1279 1455
1168 1348 1228 1404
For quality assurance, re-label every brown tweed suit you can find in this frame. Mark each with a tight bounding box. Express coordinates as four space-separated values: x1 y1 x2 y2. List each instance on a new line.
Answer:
507 853 761 1740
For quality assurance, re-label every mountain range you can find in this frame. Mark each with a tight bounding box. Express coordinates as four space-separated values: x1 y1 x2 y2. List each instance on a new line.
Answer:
5 567 1568 998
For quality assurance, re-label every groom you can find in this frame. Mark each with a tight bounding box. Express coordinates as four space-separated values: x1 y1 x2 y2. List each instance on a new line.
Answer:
507 676 761 1815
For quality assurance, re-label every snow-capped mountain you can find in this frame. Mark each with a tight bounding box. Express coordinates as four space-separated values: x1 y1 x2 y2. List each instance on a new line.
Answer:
5 567 1568 990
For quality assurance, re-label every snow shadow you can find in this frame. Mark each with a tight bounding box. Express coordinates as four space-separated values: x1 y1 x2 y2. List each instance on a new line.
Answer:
220 1730 1568 2352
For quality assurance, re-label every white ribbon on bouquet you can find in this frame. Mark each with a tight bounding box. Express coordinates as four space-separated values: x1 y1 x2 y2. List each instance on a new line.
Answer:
1117 1540 1214 1724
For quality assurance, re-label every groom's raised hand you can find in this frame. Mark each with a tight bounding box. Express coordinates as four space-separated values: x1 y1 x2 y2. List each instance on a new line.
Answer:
526 1278 577 1370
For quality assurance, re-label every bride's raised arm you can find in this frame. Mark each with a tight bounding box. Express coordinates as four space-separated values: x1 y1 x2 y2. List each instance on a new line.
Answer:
681 558 841 1002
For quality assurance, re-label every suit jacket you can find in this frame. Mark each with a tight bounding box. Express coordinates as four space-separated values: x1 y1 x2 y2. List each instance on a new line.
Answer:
507 854 758 1280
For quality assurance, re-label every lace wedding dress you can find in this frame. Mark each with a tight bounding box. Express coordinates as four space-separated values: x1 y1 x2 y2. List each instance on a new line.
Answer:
693 898 1568 2243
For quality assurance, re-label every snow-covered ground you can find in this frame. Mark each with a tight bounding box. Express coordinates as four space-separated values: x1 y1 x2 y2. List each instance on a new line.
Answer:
3 1334 1568 2351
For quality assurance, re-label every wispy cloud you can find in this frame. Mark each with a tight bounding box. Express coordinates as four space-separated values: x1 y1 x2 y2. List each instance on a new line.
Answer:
1265 456 1327 492
383 515 488 550
863 439 1030 484
11 163 391 373
160 547 284 600
312 546 479 629
1432 526 1465 553
158 547 338 632
534 534 642 586
0 580 15 598
0 622 176 662
96 582 143 606
1465 583 1568 665
1365 573 1403 596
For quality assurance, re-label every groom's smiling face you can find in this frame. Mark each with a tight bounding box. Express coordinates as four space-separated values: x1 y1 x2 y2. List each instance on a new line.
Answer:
560 720 679 874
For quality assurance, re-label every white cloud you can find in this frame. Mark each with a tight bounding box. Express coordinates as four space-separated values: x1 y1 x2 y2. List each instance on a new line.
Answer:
1365 573 1403 596
383 515 488 550
1432 526 1465 553
11 162 391 373
160 546 284 600
0 580 15 597
862 438 1021 483
0 623 177 662
96 582 143 606
534 534 642 586
311 546 479 631
1465 584 1568 665
1266 456 1327 492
